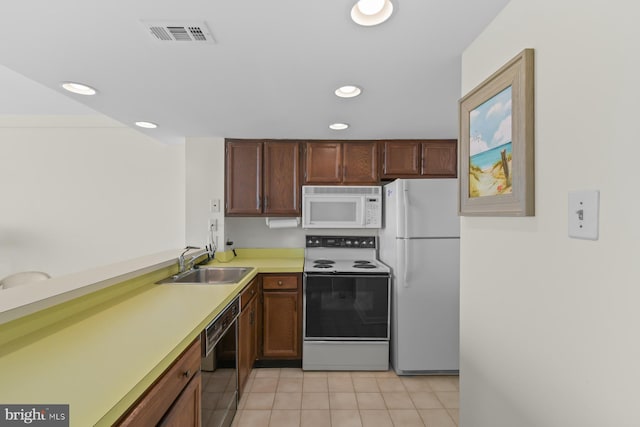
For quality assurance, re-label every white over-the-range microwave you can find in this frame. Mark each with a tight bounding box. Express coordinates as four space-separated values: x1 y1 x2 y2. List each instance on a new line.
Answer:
301 185 382 229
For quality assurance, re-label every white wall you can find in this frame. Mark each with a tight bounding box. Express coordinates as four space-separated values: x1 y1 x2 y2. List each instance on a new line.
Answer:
460 1 640 426
185 137 226 251
225 217 306 248
0 116 185 278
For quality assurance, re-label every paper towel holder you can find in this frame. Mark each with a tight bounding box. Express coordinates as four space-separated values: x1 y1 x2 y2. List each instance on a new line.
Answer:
265 217 301 229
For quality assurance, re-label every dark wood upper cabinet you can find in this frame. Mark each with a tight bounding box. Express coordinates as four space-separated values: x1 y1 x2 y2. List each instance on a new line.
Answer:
303 142 342 183
225 139 301 216
343 142 379 184
263 141 301 215
225 140 262 215
380 139 457 179
380 141 421 178
226 139 454 212
304 141 377 184
421 140 457 177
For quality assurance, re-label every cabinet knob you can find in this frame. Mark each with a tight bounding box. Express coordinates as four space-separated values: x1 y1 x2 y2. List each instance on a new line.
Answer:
183 370 191 378
278 280 283 286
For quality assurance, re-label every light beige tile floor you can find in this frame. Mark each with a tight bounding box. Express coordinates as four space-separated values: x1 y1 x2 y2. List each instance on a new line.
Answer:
231 368 459 427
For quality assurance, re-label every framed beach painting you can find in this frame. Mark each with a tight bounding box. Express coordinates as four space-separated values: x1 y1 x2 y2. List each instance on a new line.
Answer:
458 48 534 216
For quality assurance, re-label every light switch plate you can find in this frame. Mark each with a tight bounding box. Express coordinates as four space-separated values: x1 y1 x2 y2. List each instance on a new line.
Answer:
568 190 599 240
210 199 221 213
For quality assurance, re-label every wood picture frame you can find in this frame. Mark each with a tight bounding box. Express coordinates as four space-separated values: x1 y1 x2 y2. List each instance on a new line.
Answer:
458 48 534 216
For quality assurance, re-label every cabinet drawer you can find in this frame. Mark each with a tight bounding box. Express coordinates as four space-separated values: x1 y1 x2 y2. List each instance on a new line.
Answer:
263 275 298 290
117 338 201 426
241 277 259 309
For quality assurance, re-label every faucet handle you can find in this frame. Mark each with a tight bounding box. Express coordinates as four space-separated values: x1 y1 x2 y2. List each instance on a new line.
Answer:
180 245 200 257
178 246 200 273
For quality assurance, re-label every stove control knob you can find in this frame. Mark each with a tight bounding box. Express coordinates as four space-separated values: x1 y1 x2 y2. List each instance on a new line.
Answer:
345 240 352 246
314 239 320 245
353 240 360 246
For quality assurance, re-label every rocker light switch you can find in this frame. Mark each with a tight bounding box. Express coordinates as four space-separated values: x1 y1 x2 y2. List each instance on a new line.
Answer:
568 190 599 240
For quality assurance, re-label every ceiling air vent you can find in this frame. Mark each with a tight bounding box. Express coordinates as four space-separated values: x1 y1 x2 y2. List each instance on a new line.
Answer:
141 20 215 43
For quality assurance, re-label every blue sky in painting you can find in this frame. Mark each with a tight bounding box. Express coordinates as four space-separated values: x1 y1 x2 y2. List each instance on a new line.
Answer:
469 86 512 156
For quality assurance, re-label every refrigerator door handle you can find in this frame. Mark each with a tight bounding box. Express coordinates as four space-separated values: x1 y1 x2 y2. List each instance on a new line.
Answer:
402 180 409 238
403 239 410 288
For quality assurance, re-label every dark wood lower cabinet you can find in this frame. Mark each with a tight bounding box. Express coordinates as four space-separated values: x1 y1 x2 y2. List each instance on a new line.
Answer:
238 283 258 397
116 338 201 427
262 292 299 358
261 274 302 360
159 372 201 427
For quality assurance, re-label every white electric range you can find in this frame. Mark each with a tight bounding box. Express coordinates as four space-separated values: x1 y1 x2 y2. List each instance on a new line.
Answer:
303 235 391 371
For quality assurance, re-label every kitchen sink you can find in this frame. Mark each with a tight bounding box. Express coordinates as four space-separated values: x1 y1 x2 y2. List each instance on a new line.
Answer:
157 267 252 285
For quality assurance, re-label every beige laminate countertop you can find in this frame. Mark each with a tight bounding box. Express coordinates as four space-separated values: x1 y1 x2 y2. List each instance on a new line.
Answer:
0 248 303 426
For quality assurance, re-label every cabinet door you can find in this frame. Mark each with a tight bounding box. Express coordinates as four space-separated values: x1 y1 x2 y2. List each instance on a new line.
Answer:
304 142 342 184
238 295 257 397
421 140 457 177
343 142 378 184
263 141 301 215
117 339 201 427
380 141 421 178
159 373 201 427
225 140 263 215
262 291 299 358
249 297 258 366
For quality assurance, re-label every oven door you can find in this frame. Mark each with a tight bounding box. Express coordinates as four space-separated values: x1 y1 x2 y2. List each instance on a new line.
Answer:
304 274 390 340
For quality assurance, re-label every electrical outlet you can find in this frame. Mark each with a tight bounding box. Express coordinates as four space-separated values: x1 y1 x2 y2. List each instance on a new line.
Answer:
568 190 599 240
210 199 220 213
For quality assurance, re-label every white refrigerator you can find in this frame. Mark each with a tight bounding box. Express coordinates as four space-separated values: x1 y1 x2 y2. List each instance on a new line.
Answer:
378 179 460 374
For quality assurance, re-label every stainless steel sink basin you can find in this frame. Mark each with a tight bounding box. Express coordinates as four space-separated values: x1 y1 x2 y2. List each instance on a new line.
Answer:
158 267 252 285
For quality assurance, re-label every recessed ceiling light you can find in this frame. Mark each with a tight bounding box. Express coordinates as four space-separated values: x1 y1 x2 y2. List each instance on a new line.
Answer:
61 82 97 96
351 0 394 26
329 123 349 130
335 85 362 98
135 121 158 129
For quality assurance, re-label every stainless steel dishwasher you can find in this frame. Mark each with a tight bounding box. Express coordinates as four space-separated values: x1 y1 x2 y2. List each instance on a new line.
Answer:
200 297 239 427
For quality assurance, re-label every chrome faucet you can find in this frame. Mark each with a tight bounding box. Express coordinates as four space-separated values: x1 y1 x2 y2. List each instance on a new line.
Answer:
178 246 200 273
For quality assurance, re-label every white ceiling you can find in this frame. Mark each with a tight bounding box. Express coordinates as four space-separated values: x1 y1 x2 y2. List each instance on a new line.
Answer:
0 0 509 144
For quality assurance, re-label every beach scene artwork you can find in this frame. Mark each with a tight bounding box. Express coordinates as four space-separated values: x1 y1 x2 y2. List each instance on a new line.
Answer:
469 85 513 198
